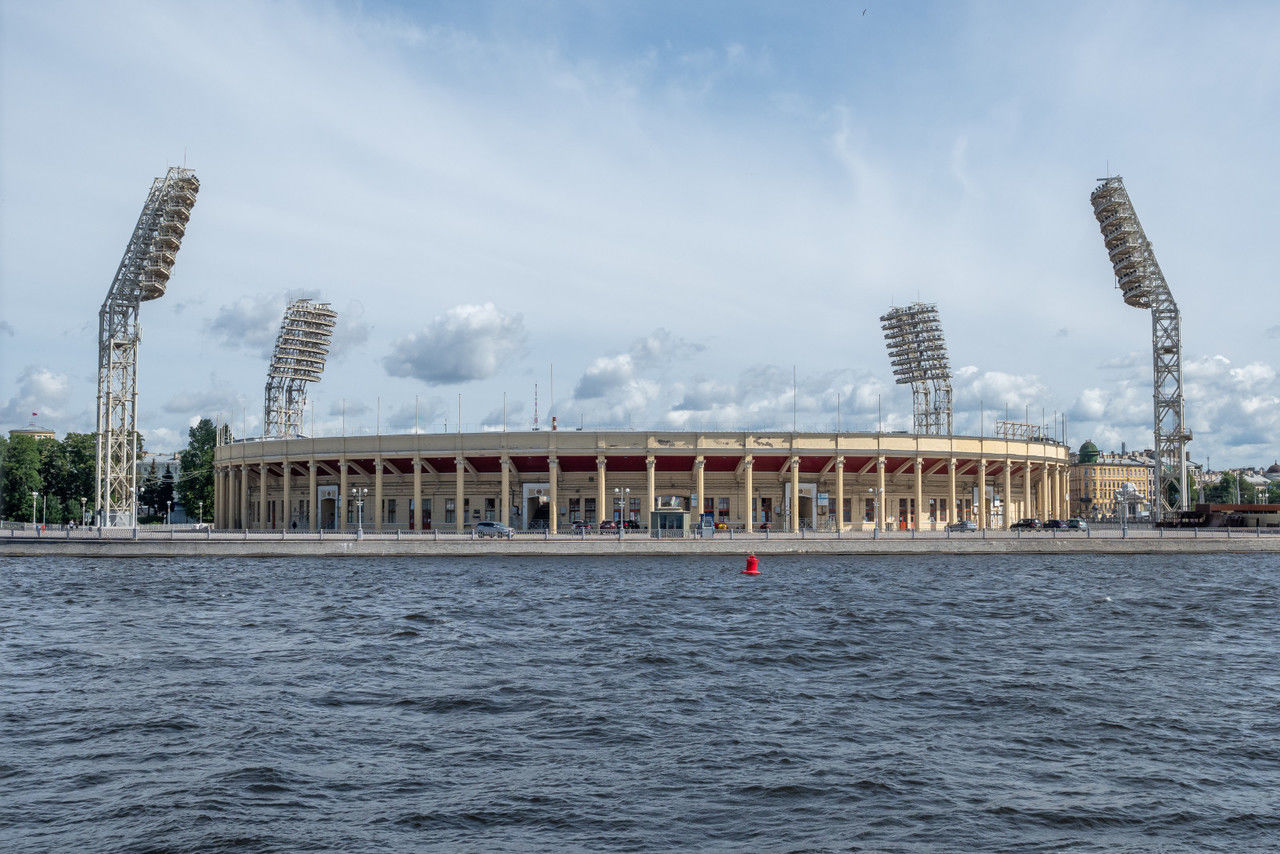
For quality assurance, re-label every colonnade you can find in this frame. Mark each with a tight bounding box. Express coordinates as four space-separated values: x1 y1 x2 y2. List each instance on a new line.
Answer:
212 451 1072 533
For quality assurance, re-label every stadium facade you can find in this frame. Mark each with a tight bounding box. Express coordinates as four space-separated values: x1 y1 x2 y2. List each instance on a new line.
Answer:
212 429 1070 532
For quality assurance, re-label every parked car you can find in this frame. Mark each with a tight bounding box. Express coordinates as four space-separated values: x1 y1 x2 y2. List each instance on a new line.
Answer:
475 520 514 538
572 520 592 533
1010 518 1042 530
758 522 772 531
623 519 641 530
946 520 978 533
1066 518 1089 531
599 520 618 532
1042 519 1069 530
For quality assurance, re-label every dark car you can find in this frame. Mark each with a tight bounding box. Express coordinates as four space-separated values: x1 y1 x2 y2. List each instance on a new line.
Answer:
1066 518 1089 531
572 520 592 533
758 522 772 531
1010 518 1041 530
599 520 618 531
946 520 978 533
1042 519 1069 530
623 519 640 530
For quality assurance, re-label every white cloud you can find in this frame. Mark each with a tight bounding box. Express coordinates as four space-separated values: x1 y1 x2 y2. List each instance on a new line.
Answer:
0 366 71 425
383 303 525 385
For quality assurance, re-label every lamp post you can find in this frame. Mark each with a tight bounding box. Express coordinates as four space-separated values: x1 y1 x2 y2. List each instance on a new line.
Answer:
868 487 882 538
80 497 86 527
166 500 172 526
351 487 368 538
31 491 38 527
198 501 204 526
614 486 630 539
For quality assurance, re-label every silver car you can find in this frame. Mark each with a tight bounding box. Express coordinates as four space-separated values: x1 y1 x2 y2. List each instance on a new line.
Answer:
474 521 514 539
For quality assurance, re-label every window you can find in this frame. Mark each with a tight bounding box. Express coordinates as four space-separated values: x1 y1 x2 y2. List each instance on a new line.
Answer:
843 498 852 524
928 498 938 522
864 498 875 522
445 498 455 524
485 497 496 522
585 497 596 524
717 497 730 520
569 497 581 522
384 498 397 524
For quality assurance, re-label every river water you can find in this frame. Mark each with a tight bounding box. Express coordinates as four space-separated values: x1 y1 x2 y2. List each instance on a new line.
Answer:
1 554 1277 852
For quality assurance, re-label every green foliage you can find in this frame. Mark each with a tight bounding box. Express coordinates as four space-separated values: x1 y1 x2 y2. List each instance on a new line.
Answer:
1 434 44 521
1269 481 1280 504
177 418 218 522
1202 472 1238 504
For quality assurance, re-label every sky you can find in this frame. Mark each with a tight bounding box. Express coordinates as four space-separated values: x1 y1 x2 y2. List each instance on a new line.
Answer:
1 0 1277 468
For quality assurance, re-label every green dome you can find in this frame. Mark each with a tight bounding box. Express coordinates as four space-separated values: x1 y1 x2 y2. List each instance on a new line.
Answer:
1078 441 1100 464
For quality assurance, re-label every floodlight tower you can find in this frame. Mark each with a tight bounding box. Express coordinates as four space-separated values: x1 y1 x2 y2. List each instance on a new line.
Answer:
263 299 338 437
95 167 199 526
879 302 953 434
1090 176 1189 521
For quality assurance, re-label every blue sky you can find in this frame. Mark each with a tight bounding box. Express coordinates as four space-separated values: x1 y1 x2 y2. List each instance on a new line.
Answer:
1 0 1277 467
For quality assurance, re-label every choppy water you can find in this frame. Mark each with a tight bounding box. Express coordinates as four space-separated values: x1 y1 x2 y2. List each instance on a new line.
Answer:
1 554 1278 852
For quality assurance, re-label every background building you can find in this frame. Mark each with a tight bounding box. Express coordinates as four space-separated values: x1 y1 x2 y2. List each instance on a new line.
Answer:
1069 441 1158 520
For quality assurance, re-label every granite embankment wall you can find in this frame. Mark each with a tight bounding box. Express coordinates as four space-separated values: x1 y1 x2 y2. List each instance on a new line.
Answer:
3 530 1277 558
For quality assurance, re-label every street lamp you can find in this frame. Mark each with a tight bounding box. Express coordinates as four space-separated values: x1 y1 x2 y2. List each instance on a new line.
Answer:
80 497 86 527
614 486 630 539
166 500 172 526
198 501 204 526
351 487 368 538
867 487 882 538
31 491 38 527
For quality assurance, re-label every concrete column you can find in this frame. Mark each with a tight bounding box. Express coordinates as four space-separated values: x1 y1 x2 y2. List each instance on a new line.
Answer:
1059 466 1069 519
790 456 800 533
977 459 987 530
597 455 607 526
455 457 465 533
259 463 267 529
413 458 423 530
877 456 887 530
370 456 381 532
499 457 509 527
646 455 656 521
308 461 318 532
213 466 221 527
1003 459 1013 529
239 464 248 530
1040 463 1049 519
834 456 845 532
742 455 754 530
338 459 348 532
947 458 957 524
912 457 923 531
282 459 291 530
548 457 559 534
1023 461 1032 522
695 456 706 524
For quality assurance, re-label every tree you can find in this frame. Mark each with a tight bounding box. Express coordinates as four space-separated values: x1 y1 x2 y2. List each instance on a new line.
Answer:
1 434 43 522
139 459 162 519
159 468 176 519
1269 481 1280 505
177 418 218 523
1203 472 1240 504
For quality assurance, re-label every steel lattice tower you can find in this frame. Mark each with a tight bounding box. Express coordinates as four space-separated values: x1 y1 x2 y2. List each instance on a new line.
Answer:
880 302 953 435
95 168 199 526
263 299 337 437
1090 176 1190 521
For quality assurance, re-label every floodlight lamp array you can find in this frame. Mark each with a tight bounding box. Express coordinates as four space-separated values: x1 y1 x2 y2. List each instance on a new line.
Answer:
263 299 338 437
879 303 952 384
1089 176 1168 309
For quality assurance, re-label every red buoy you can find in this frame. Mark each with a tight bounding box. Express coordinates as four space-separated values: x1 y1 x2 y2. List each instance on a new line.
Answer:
741 554 760 575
